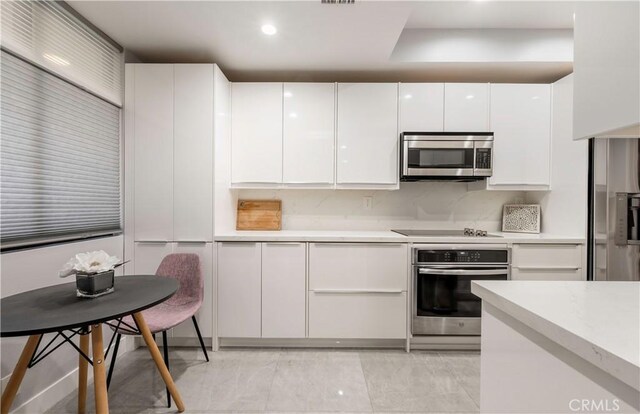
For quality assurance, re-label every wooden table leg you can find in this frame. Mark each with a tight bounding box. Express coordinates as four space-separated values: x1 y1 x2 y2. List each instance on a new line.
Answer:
132 312 185 412
1 335 40 414
90 324 109 414
77 329 90 414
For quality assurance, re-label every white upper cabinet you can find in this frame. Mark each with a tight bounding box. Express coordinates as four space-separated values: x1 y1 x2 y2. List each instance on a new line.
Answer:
231 83 283 184
444 83 490 132
173 65 213 242
573 2 639 139
399 83 444 132
131 64 214 241
489 84 551 187
283 83 335 184
336 83 399 185
134 65 174 241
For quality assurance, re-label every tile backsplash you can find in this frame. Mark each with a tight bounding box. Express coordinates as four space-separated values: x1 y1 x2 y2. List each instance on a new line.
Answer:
235 183 525 231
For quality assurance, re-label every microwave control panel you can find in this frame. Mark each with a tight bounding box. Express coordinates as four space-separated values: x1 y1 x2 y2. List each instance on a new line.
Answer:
475 148 492 170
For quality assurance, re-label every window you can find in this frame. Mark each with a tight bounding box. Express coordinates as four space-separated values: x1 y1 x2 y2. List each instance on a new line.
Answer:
1 51 121 250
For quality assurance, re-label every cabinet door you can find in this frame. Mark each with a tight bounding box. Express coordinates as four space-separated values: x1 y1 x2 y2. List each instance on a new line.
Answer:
511 268 584 281
134 242 173 275
174 65 213 241
172 242 214 338
444 83 489 131
399 83 444 132
308 292 407 339
336 83 398 185
308 243 407 291
283 83 335 184
217 242 262 337
489 84 551 186
134 65 174 241
261 243 306 338
231 83 283 183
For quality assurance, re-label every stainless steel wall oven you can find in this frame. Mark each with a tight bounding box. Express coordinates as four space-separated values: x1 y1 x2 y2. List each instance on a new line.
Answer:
412 245 511 336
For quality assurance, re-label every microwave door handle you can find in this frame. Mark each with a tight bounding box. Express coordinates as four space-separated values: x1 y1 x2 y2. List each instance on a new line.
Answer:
418 268 508 276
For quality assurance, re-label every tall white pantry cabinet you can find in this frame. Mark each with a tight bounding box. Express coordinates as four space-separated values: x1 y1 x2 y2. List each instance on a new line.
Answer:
125 64 215 340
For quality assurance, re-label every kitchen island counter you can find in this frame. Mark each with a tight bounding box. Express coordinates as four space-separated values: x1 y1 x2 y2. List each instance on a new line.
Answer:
472 280 640 413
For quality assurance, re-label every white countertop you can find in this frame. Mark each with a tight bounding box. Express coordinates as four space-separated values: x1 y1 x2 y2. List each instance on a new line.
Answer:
214 230 585 244
471 281 640 391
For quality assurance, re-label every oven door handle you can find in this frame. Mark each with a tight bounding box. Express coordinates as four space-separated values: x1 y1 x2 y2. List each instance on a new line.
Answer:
417 268 508 276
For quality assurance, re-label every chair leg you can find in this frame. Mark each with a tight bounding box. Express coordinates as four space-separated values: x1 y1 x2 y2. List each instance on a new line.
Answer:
162 330 171 408
192 316 209 362
106 333 121 390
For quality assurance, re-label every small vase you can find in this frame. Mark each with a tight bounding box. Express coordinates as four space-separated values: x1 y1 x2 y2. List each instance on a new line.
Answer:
76 270 115 298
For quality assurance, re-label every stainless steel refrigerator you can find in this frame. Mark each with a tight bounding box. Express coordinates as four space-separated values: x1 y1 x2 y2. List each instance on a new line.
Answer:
588 138 640 281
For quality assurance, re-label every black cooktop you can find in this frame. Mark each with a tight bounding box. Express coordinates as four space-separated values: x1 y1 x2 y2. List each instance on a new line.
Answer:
391 229 501 237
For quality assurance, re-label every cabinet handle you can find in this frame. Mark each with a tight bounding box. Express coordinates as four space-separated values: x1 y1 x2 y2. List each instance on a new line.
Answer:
136 240 170 244
263 242 303 245
312 289 404 294
176 240 209 244
513 266 580 270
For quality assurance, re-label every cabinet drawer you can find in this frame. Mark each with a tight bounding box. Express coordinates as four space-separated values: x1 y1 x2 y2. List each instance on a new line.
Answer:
511 267 584 281
308 292 407 339
512 244 582 268
309 243 408 290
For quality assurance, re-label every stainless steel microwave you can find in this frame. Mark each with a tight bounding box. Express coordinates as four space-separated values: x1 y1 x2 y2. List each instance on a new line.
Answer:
400 132 494 181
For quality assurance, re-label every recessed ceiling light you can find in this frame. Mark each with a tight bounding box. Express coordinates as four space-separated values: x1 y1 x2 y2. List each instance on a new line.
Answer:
404 94 413 99
284 91 292 98
43 53 70 66
532 96 540 100
289 112 298 118
261 24 277 36
465 94 475 100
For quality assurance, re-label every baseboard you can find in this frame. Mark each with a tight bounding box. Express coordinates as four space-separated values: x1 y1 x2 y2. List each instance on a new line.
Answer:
218 337 406 349
409 335 481 351
5 335 136 414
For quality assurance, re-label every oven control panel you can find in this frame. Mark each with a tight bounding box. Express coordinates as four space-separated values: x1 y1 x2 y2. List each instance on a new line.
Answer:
414 249 509 264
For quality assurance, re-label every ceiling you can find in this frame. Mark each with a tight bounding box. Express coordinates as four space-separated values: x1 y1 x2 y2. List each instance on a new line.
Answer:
68 1 578 82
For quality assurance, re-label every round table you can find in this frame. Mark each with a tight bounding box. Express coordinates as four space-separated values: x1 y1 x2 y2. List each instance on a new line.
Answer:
0 276 185 414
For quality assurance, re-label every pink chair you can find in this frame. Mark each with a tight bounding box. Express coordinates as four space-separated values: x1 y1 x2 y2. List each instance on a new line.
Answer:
106 253 209 407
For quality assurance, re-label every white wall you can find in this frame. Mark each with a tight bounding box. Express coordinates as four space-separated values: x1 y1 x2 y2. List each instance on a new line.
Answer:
217 185 524 232
0 235 124 413
528 74 588 237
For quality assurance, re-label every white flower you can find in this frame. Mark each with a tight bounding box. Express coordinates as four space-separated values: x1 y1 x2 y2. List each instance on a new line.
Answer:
59 250 121 277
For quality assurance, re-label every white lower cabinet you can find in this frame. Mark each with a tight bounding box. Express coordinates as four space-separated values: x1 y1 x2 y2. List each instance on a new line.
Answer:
134 242 214 338
511 267 583 281
511 244 584 281
217 242 262 337
308 243 408 339
262 243 306 338
134 242 173 275
216 241 410 341
308 292 407 339
308 243 407 290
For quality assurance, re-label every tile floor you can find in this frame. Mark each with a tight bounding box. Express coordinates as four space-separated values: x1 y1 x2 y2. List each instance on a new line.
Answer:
47 348 480 413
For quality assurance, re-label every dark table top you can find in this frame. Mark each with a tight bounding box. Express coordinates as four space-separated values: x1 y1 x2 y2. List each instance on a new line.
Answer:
0 275 178 337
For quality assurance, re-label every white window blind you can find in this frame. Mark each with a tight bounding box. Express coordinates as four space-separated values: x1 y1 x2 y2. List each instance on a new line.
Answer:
1 0 123 106
1 51 121 249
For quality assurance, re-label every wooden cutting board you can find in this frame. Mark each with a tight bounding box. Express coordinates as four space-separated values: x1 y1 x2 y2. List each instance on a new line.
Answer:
236 200 282 231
